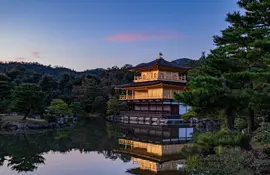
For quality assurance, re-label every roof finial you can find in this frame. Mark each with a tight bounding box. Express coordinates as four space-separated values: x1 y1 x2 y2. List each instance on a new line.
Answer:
157 52 163 59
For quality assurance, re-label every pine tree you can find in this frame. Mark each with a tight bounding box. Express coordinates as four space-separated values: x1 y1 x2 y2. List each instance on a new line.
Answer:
175 48 246 130
0 73 12 112
12 84 45 120
175 0 270 131
214 0 270 132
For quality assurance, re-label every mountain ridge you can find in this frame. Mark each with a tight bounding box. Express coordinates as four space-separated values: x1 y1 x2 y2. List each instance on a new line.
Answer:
0 58 197 77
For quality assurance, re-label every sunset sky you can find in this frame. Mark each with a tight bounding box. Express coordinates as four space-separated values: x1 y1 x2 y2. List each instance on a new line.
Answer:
0 0 239 71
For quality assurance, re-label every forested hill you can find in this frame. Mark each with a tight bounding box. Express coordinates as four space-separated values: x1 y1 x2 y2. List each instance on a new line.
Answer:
172 58 199 68
0 62 105 77
0 58 197 77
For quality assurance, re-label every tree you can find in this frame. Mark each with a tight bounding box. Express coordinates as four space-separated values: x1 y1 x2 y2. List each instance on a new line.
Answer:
12 84 45 120
175 0 270 131
106 97 126 115
47 99 72 116
81 77 103 113
175 49 246 130
0 73 11 98
213 0 270 133
39 74 59 104
59 73 73 95
92 96 106 114
69 102 84 117
0 73 12 112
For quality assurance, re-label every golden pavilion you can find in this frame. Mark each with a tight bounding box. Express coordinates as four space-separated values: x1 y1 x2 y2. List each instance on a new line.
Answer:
115 53 191 124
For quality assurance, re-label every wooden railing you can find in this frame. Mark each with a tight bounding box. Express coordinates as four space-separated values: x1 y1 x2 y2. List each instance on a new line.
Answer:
120 111 170 117
119 94 173 100
134 75 187 83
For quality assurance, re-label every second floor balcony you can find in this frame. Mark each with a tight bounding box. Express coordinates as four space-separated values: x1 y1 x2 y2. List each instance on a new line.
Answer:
134 73 186 83
119 94 175 100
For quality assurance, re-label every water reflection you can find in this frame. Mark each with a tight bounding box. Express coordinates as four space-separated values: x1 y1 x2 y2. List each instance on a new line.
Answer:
0 120 129 174
115 124 193 174
0 120 193 175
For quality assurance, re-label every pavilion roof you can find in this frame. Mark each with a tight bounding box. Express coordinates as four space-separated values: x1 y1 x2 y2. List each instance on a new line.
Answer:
130 58 191 71
115 80 186 89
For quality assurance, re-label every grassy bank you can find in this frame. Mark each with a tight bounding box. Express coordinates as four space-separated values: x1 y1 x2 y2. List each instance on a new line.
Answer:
0 114 47 124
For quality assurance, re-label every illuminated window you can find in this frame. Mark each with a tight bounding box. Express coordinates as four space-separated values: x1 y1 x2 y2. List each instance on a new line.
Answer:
143 74 146 79
153 73 157 79
160 73 164 79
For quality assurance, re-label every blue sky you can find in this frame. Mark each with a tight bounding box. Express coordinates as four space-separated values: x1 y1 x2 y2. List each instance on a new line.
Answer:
0 0 239 71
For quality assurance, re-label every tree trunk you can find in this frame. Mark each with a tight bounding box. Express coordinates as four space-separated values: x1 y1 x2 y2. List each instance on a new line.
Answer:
22 108 31 120
247 108 255 134
225 107 235 131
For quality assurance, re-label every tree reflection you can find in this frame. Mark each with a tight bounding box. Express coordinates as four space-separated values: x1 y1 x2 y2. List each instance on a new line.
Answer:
8 154 45 172
0 156 5 166
0 119 131 173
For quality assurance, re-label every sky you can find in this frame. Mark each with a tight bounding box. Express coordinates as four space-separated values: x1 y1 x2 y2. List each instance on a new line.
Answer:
0 0 240 71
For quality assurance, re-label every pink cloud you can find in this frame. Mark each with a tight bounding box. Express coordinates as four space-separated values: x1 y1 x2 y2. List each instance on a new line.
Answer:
32 52 40 58
107 31 182 42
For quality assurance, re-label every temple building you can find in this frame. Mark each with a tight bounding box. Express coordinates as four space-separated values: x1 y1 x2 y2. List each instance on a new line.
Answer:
115 53 191 125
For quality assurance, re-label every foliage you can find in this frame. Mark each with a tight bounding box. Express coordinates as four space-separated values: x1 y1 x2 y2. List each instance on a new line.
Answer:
0 61 136 116
38 74 59 105
92 96 106 114
181 145 204 157
0 73 12 113
0 98 11 113
69 102 84 117
12 83 45 120
186 155 200 172
47 99 72 117
194 130 249 150
254 122 270 144
187 148 270 175
235 117 248 131
44 110 58 123
181 108 197 120
186 148 264 175
174 0 270 132
106 97 126 115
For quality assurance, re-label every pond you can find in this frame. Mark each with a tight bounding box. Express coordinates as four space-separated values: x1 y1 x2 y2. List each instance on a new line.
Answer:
0 119 188 175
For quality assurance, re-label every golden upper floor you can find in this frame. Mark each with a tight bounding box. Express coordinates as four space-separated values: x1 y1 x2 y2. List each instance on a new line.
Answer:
115 54 191 100
134 70 187 83
130 54 190 83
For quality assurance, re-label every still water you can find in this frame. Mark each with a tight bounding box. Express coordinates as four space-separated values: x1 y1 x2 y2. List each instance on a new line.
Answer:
0 119 187 175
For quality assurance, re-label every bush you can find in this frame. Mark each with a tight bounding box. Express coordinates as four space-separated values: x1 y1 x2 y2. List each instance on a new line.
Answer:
186 155 200 171
186 148 255 175
263 146 270 155
181 145 205 156
47 99 72 117
44 110 58 123
194 130 249 151
70 102 84 117
235 118 247 131
254 122 270 144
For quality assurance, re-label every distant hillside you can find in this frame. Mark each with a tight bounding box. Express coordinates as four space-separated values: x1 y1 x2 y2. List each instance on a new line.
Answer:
172 58 198 68
0 62 105 77
0 58 197 78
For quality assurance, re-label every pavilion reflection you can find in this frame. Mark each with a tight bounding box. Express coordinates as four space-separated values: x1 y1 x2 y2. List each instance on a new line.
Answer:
115 124 194 174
